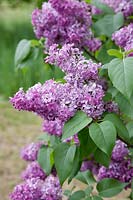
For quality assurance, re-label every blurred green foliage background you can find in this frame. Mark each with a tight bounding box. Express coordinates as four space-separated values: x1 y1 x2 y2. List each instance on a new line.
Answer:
0 0 63 99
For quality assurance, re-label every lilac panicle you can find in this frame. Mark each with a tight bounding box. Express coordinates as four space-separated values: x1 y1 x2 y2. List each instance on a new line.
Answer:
9 178 43 200
32 0 101 51
21 142 43 161
11 45 105 136
10 176 62 200
45 44 101 84
112 23 133 56
98 140 133 186
41 175 62 200
21 161 47 181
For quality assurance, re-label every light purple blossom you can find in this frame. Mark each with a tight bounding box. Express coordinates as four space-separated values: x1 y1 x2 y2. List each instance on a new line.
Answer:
112 23 133 56
9 178 43 200
32 0 101 51
22 161 47 181
111 140 129 161
11 45 105 136
98 140 133 186
98 159 133 184
21 142 43 161
41 175 62 200
46 44 101 85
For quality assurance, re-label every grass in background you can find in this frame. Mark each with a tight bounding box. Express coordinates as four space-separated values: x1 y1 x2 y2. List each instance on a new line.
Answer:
0 4 63 99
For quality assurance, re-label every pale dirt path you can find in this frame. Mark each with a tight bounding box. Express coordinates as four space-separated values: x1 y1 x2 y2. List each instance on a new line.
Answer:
0 101 130 200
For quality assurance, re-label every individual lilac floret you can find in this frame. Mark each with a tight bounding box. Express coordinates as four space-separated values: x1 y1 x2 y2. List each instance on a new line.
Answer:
111 140 129 161
112 23 133 56
101 0 133 17
46 44 101 85
41 175 62 200
32 0 101 52
21 142 43 161
21 161 47 181
9 178 43 200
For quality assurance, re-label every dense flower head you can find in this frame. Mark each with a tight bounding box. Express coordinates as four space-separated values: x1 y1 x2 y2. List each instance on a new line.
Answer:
111 140 129 161
10 176 62 200
9 178 43 200
11 44 106 136
22 161 47 181
41 175 62 200
98 140 133 185
32 0 101 51
112 23 133 55
21 142 43 161
46 44 101 85
101 0 133 17
98 159 133 184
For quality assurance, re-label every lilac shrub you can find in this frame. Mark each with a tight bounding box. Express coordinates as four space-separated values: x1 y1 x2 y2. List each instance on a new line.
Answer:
10 0 133 199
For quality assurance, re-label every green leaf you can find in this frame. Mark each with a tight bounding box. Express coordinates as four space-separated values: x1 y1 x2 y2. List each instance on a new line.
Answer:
68 147 81 183
78 128 97 158
76 170 96 185
89 121 116 156
16 47 40 69
107 49 123 59
104 113 130 144
126 122 133 144
94 148 110 167
93 12 124 37
54 143 76 185
91 0 114 14
97 178 127 197
62 111 92 140
37 145 53 175
15 39 31 66
69 191 86 200
108 57 133 99
115 92 133 119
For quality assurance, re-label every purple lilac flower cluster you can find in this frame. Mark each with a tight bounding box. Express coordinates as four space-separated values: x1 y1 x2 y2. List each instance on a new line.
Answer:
101 0 133 17
11 44 106 137
112 23 133 56
21 142 43 161
98 140 133 185
10 175 62 200
32 0 101 51
10 142 62 200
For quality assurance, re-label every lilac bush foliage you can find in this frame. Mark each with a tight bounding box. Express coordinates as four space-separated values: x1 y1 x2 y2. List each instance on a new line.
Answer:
112 23 133 55
32 0 101 51
101 0 133 17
